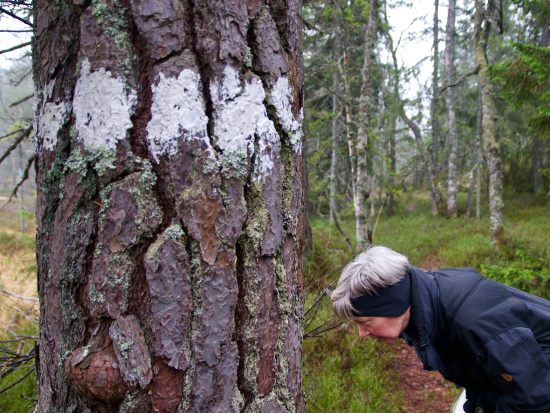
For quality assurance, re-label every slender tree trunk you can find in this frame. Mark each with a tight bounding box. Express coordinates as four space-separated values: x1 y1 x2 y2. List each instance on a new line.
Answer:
354 0 378 250
430 0 444 216
329 83 340 225
34 1 305 412
329 7 341 225
533 29 548 195
445 0 458 217
474 0 505 246
467 90 483 219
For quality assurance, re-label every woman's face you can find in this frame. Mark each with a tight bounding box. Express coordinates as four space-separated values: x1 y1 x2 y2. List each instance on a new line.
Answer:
353 306 411 340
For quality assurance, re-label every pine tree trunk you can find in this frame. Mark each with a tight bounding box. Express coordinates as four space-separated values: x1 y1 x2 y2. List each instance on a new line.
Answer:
34 1 305 412
474 0 505 246
445 0 458 217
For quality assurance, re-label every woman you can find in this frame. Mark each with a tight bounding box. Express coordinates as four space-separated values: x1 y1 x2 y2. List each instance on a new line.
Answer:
331 246 550 413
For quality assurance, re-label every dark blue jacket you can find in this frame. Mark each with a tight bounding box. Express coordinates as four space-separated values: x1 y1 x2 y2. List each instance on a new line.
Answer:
401 267 550 413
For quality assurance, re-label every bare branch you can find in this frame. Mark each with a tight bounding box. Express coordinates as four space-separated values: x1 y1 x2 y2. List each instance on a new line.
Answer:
0 128 25 141
0 125 32 167
0 6 33 27
9 93 33 108
0 29 33 33
13 68 32 87
438 66 480 95
0 41 31 55
6 154 35 203
0 368 34 395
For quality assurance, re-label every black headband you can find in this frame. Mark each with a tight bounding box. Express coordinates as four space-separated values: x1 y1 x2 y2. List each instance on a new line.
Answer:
350 272 411 317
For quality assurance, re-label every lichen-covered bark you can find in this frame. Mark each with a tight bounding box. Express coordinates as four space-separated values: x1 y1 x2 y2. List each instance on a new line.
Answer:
474 0 505 246
34 1 305 412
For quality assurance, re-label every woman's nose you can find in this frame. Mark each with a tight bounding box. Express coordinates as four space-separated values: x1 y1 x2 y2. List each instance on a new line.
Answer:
358 325 370 337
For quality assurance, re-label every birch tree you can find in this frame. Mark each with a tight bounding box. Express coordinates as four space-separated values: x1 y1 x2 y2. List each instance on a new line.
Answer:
474 0 505 246
444 0 458 217
354 0 378 249
429 0 445 216
34 1 305 411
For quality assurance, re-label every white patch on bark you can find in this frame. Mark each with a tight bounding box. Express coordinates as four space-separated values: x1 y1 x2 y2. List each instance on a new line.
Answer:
73 59 136 150
146 69 211 162
269 76 303 153
37 80 67 151
210 66 280 180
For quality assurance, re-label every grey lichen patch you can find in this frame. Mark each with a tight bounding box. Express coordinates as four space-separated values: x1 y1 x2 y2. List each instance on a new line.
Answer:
109 315 153 389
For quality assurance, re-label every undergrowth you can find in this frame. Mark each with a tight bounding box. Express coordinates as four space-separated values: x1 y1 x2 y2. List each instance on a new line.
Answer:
302 190 550 411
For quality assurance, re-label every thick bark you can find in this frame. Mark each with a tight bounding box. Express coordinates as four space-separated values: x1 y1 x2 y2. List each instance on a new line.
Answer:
474 0 505 246
354 0 377 250
444 0 458 217
34 1 305 412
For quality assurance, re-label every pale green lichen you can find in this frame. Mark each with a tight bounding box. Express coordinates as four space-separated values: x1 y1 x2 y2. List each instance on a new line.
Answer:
64 147 117 178
244 46 254 68
219 150 249 180
164 223 185 241
88 283 106 304
91 0 135 77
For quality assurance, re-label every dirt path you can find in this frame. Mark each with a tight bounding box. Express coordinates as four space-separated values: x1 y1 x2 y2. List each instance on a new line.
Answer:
390 340 456 412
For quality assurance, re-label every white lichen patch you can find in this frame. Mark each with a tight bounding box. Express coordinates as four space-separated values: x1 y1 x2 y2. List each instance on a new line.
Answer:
36 80 67 152
269 76 303 153
146 69 211 162
39 102 67 151
210 66 280 180
73 59 136 150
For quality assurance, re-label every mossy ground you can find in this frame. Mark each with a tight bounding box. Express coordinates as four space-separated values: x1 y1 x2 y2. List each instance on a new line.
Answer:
0 202 37 412
302 190 550 411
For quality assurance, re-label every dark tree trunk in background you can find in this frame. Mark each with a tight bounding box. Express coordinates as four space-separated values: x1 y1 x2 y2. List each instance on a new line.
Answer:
34 1 305 412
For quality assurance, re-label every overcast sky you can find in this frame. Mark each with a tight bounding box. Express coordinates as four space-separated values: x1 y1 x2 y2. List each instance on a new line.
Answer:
0 0 441 101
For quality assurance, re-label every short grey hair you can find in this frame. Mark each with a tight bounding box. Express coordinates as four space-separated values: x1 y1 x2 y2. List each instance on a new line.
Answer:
330 246 410 319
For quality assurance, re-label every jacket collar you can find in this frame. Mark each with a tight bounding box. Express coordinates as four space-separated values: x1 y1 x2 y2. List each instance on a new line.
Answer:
400 267 443 371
